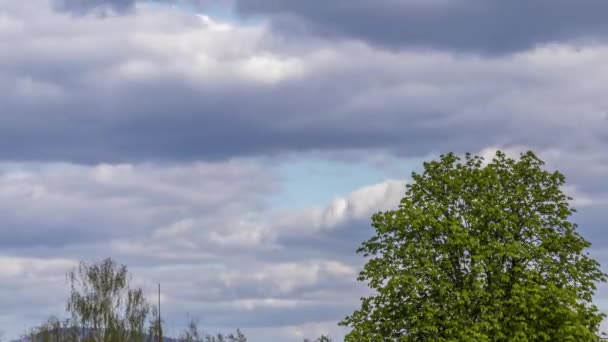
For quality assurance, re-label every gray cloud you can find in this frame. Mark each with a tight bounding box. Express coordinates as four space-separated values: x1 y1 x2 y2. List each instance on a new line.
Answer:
0 160 276 248
49 0 222 15
0 175 397 340
51 0 136 14
50 0 608 54
2 1 608 165
235 0 608 54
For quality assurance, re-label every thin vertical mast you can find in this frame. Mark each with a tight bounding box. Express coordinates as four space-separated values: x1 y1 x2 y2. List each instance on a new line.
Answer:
158 283 161 342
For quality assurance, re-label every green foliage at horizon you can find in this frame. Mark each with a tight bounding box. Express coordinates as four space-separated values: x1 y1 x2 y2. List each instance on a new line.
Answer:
147 306 163 342
67 258 149 342
23 258 152 342
341 151 607 341
303 335 333 342
23 316 78 342
177 318 247 342
22 257 248 342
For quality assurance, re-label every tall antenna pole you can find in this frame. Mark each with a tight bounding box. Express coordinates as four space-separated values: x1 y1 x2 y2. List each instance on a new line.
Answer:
158 283 161 342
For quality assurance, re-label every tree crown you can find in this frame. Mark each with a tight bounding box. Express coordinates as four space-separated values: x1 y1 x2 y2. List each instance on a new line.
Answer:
342 151 606 341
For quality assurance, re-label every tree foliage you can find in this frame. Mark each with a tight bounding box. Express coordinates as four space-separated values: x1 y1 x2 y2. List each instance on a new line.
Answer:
147 306 163 342
67 258 149 342
178 318 201 342
341 151 606 341
177 319 246 342
23 258 161 342
23 258 250 342
303 335 332 342
23 316 78 342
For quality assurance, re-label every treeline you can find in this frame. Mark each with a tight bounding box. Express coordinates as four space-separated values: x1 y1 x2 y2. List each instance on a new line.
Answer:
22 258 332 342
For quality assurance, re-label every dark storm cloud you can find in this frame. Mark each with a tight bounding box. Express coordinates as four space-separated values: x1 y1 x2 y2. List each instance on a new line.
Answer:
235 0 608 54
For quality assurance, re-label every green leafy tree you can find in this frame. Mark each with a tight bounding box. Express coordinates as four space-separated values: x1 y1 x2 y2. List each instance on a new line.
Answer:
341 151 606 341
67 258 149 342
24 258 160 342
22 316 78 342
179 318 201 342
147 306 163 342
226 329 247 342
178 318 246 342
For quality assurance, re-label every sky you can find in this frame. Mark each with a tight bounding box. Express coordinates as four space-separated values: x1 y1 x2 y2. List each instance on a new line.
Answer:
1 0 608 340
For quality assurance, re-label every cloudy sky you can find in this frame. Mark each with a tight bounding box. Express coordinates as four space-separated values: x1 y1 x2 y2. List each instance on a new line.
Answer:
1 0 608 340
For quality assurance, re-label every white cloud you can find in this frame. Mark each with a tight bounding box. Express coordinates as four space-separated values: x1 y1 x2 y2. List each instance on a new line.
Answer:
0 256 75 279
270 179 404 236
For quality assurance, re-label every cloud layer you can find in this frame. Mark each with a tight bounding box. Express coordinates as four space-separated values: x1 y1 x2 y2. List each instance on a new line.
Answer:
1 1 607 164
2 1 608 341
235 0 608 54
51 0 136 15
0 158 404 340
